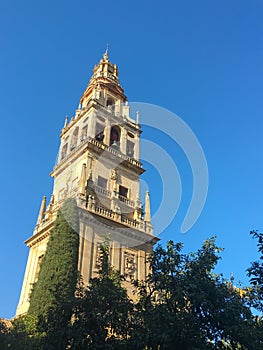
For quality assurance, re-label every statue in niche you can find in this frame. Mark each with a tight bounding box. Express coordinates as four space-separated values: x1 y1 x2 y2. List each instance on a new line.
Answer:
111 169 118 180
95 83 101 100
110 169 118 192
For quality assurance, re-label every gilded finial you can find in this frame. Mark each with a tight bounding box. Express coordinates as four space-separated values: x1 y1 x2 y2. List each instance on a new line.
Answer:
103 44 109 60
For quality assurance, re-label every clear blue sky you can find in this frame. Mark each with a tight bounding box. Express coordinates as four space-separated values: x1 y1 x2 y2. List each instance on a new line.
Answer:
0 0 263 319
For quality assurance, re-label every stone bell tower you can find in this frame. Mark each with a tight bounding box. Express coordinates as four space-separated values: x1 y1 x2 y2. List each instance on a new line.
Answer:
16 50 158 316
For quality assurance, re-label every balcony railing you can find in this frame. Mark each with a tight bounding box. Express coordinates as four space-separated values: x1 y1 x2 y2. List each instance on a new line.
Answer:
94 185 111 197
118 195 135 207
84 200 149 233
32 192 154 239
54 136 142 172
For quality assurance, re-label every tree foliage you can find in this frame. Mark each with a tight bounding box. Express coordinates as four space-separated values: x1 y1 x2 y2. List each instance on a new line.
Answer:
27 198 80 349
68 240 133 349
131 238 259 349
3 231 263 349
28 198 79 318
0 319 10 350
248 230 263 313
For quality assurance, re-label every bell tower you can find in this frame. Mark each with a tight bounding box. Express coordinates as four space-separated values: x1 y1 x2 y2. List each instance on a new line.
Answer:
16 51 158 316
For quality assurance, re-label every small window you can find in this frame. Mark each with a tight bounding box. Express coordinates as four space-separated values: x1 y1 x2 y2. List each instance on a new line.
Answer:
119 185 128 198
98 176 107 189
106 97 114 107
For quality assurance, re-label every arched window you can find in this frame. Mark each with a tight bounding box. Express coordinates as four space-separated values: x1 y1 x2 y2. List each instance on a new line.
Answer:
95 123 104 142
81 126 88 141
106 97 115 112
61 143 68 160
106 97 114 107
34 254 44 283
71 127 79 150
110 126 120 148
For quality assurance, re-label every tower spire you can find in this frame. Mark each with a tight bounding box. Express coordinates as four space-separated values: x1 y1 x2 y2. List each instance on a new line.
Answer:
144 191 151 222
37 196 46 225
79 46 126 107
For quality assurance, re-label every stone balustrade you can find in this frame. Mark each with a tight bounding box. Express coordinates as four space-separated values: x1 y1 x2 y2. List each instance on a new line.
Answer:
54 136 143 172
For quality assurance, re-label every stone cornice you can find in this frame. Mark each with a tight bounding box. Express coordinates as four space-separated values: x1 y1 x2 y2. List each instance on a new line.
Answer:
25 226 52 248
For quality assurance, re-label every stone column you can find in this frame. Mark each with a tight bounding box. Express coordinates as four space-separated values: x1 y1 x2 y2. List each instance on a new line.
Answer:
104 119 111 146
144 191 153 233
115 100 121 116
144 191 151 222
134 133 140 160
137 250 145 281
88 112 96 138
79 163 87 195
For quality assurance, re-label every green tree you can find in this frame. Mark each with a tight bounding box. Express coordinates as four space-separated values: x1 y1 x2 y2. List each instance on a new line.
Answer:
27 198 80 350
69 240 133 349
6 228 263 349
248 230 263 312
0 319 10 350
131 238 258 350
8 315 43 350
247 230 263 348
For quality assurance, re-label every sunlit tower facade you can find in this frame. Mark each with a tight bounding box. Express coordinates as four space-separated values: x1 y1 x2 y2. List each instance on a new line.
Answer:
16 51 158 316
